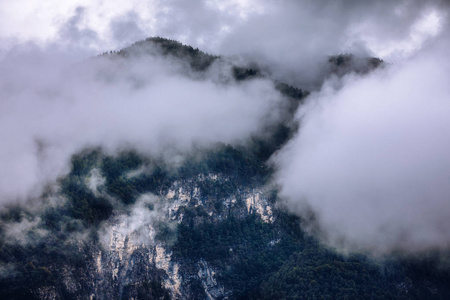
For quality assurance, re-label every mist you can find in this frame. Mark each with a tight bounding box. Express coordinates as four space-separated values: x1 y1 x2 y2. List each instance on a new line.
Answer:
0 44 283 204
273 31 450 253
215 0 447 88
1 0 450 256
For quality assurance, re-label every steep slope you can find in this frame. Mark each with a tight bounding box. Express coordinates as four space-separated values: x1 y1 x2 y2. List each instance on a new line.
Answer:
0 38 449 300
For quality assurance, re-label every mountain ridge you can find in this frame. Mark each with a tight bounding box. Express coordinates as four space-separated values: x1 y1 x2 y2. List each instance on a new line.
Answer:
0 37 449 300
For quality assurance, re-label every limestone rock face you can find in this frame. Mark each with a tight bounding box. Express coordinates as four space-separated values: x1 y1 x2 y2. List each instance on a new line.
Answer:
37 173 273 299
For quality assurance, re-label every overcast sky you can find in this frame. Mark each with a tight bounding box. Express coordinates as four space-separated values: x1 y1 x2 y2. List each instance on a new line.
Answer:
0 0 446 91
0 0 445 59
1 0 450 254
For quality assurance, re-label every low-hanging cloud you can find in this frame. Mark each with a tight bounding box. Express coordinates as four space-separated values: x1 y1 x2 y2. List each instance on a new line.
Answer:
2 0 450 256
1 0 447 88
218 0 449 88
273 31 450 253
0 44 283 204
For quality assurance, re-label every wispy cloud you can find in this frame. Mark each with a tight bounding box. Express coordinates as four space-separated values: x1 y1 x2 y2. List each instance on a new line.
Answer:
273 30 450 253
0 43 283 203
1 0 450 255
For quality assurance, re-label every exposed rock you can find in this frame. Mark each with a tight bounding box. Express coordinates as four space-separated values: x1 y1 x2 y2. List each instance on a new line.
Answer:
197 260 229 300
245 190 274 223
27 173 273 299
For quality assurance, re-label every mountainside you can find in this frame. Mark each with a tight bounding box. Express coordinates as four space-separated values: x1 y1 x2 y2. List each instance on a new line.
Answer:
1 38 449 300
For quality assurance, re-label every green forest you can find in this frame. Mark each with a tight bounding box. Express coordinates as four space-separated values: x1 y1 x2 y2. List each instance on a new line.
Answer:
0 37 449 299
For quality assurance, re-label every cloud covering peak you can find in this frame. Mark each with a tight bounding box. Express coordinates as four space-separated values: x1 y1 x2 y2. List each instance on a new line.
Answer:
0 44 283 203
273 34 450 253
2 0 450 254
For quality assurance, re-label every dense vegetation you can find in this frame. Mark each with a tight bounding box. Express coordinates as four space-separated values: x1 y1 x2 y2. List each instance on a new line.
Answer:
327 54 384 76
171 206 450 300
116 37 219 71
1 37 449 299
2 143 450 299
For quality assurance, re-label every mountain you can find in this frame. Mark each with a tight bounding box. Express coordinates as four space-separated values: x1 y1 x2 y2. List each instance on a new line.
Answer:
0 38 449 300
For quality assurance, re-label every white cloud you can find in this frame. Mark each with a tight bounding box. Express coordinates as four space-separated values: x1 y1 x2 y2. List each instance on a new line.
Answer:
2 0 450 256
273 36 450 253
0 45 283 203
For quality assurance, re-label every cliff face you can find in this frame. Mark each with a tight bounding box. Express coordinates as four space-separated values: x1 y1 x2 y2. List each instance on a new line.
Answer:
10 152 448 300
40 172 275 300
3 38 449 300
99 175 272 300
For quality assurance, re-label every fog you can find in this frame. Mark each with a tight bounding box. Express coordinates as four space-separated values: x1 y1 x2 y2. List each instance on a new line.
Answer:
273 34 450 253
0 45 283 203
1 0 450 254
